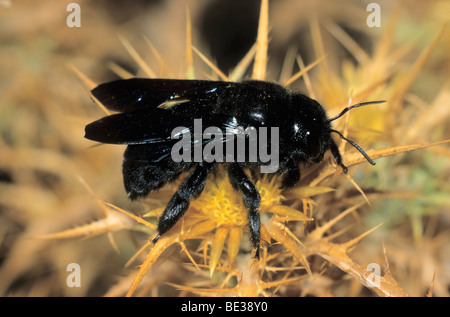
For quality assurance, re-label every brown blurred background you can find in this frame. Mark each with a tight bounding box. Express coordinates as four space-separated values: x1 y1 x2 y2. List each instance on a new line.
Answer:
0 0 449 296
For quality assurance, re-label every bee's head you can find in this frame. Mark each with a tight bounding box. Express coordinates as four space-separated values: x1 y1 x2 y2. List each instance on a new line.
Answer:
288 94 384 167
288 94 331 163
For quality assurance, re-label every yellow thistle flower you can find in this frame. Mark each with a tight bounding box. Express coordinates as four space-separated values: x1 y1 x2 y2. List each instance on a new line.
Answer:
127 169 314 296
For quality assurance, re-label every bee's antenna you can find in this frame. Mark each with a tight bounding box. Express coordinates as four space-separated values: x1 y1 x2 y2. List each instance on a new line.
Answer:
330 129 376 165
327 100 386 122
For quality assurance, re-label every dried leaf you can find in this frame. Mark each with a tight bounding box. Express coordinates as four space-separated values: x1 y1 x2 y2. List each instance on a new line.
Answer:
227 226 242 265
284 186 335 199
266 204 313 221
252 0 269 80
209 227 229 276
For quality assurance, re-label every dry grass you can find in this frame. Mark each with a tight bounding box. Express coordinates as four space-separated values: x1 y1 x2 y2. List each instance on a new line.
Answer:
0 0 449 297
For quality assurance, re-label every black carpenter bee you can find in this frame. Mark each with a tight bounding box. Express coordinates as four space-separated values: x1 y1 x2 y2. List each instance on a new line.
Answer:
85 78 383 258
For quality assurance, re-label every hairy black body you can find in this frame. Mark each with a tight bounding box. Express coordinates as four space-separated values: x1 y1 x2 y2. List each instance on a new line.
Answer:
85 78 382 257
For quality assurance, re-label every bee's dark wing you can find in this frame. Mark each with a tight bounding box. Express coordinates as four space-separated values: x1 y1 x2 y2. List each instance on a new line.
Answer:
123 143 175 163
85 108 194 144
91 78 235 112
85 105 238 144
86 78 248 162
85 107 238 163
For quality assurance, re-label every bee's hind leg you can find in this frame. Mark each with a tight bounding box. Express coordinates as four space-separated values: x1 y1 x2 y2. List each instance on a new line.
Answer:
227 163 261 259
152 162 216 243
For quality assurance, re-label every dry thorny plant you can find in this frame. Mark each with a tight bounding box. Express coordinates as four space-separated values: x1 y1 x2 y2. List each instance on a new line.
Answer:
2 1 449 297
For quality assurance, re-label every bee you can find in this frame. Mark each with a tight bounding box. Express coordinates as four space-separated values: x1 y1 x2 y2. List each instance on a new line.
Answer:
85 78 383 257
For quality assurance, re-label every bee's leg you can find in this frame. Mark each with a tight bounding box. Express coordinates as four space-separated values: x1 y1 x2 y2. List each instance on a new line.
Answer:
227 163 261 258
152 162 216 243
329 139 348 173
